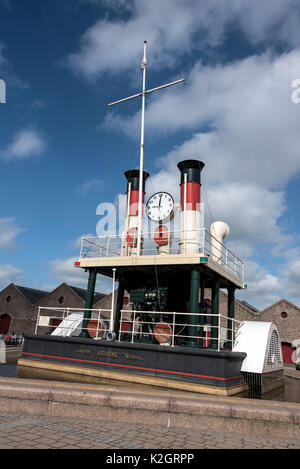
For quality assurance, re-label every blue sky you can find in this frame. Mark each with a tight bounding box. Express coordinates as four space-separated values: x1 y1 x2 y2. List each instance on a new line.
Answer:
1 0 300 309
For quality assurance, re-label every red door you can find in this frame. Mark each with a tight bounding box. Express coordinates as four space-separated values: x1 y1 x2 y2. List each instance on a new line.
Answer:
50 318 62 332
0 314 11 334
281 343 295 365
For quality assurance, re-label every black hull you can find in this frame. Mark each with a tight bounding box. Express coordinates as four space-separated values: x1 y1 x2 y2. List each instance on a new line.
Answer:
19 335 247 394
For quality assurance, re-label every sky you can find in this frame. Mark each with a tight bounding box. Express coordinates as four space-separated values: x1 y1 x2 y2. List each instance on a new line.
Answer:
1 0 300 309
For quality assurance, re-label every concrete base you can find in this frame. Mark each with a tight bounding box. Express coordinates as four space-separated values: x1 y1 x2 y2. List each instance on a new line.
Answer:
1 376 300 441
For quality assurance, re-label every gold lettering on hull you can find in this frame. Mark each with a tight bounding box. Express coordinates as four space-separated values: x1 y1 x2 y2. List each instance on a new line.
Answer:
76 348 143 361
122 353 143 361
76 349 92 355
97 351 118 359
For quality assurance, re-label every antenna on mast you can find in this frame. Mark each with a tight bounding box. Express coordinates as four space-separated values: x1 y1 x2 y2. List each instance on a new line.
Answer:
108 42 185 256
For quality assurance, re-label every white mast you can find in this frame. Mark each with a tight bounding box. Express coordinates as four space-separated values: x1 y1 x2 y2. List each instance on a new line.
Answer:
108 41 185 256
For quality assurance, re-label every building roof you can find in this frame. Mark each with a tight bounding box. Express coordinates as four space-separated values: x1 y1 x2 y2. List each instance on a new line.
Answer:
68 285 106 305
260 298 300 315
15 285 50 305
237 299 260 313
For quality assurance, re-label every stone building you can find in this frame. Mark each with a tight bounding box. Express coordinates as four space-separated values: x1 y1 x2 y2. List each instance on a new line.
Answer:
258 299 300 364
0 284 49 335
218 290 260 322
0 282 106 336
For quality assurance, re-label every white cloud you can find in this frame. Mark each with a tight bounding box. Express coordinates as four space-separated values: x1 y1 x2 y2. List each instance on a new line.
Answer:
49 256 113 293
67 0 300 80
0 218 25 251
0 264 24 289
237 255 300 309
71 234 95 249
49 256 88 288
76 178 103 195
0 128 47 161
111 49 300 189
236 260 282 308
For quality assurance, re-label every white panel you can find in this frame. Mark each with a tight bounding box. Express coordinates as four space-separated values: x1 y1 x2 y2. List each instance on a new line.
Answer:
38 316 50 326
232 321 283 374
51 312 83 337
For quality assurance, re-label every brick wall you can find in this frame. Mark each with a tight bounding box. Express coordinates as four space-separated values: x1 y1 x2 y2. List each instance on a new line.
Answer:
0 284 34 335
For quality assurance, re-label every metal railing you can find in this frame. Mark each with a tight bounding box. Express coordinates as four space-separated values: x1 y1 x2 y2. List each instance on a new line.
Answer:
119 309 242 351
35 307 242 352
79 229 244 281
34 307 112 338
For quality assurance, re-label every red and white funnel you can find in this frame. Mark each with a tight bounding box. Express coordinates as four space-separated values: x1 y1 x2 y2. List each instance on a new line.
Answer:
177 160 205 254
124 169 149 254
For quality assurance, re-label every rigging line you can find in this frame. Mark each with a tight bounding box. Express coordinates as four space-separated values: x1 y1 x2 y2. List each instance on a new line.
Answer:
202 182 214 225
103 105 112 194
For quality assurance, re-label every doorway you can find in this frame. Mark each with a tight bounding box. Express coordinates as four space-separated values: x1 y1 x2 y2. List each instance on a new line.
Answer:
0 314 11 334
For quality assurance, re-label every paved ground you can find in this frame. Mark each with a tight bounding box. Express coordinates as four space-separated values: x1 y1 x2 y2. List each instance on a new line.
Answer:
0 412 299 450
0 352 299 450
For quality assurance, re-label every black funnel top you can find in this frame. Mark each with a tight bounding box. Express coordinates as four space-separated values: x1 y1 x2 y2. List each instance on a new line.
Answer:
124 169 150 192
177 160 205 184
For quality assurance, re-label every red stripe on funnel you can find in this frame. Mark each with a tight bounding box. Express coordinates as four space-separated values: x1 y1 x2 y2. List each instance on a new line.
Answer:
180 182 201 211
127 190 145 216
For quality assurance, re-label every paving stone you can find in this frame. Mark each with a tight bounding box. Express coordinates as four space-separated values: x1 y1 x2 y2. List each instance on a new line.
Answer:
0 411 299 449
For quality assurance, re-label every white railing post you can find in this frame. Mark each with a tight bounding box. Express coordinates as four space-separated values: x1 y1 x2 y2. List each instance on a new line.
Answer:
218 312 221 351
97 309 101 339
35 307 40 335
131 311 136 343
172 312 176 347
118 310 123 341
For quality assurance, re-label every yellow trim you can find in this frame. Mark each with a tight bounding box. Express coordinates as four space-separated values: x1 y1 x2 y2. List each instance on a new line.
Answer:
17 358 247 396
77 253 243 288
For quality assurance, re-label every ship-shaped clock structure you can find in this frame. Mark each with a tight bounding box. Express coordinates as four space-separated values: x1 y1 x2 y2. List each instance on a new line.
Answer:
18 43 284 397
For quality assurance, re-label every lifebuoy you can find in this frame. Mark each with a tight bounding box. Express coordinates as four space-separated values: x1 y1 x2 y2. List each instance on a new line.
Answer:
126 227 137 247
154 322 172 344
87 319 101 338
153 225 169 246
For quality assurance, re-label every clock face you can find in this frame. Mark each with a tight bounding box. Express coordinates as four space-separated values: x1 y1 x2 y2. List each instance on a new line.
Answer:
146 192 174 222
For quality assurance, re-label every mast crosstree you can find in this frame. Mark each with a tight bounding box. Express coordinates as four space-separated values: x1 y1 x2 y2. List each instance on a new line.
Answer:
108 41 185 256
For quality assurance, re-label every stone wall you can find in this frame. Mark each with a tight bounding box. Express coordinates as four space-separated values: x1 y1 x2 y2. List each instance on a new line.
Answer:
259 299 300 344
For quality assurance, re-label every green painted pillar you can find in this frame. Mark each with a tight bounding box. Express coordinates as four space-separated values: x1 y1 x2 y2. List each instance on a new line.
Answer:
210 278 220 350
114 280 125 338
79 269 97 338
227 287 235 349
198 279 205 348
188 269 200 348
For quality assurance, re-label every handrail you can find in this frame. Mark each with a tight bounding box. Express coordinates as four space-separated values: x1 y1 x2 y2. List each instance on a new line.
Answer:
79 229 245 281
35 307 242 351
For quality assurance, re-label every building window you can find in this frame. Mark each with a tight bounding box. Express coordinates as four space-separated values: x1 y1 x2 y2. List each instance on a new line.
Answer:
58 296 64 305
281 312 287 318
5 295 11 303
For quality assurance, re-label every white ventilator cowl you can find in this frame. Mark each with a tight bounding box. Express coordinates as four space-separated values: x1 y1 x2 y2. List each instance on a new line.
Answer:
210 221 230 263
